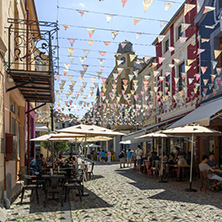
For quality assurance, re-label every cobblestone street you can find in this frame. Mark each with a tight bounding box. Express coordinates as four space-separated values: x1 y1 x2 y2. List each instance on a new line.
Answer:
7 163 222 222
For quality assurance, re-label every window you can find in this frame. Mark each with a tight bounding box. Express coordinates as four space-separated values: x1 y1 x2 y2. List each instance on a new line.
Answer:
165 74 171 95
178 62 185 91
177 25 184 40
10 99 15 113
164 39 169 53
16 104 19 118
11 117 15 135
219 0 222 9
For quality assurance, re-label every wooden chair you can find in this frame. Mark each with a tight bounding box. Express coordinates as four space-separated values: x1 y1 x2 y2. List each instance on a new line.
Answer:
88 162 95 180
44 176 64 207
64 181 82 202
21 175 39 204
200 170 218 192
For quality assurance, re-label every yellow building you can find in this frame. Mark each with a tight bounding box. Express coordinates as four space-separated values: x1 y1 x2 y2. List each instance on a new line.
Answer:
0 0 56 205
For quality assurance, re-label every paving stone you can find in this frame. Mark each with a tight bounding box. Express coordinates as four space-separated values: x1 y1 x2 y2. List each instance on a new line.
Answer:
7 163 222 221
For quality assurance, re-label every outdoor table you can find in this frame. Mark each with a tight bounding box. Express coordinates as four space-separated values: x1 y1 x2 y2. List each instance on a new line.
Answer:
172 165 190 181
42 174 65 188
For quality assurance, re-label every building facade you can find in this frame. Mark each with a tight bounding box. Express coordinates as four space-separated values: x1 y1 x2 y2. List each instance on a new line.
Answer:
0 0 56 205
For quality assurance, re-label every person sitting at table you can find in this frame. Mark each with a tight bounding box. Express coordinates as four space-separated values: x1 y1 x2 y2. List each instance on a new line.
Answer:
30 154 43 175
40 153 47 166
168 153 175 165
57 153 65 167
67 153 75 164
207 153 218 169
174 147 183 162
199 155 222 191
150 152 159 168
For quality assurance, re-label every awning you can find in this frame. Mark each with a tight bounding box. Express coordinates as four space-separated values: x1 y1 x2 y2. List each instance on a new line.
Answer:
169 98 222 129
122 116 181 142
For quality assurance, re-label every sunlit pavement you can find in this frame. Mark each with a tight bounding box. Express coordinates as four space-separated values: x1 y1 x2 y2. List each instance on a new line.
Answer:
7 163 222 222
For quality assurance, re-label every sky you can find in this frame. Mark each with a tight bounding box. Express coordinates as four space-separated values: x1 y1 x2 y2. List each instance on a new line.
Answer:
34 0 184 118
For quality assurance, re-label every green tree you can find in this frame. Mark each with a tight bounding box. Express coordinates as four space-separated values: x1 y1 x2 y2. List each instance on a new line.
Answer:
40 141 69 154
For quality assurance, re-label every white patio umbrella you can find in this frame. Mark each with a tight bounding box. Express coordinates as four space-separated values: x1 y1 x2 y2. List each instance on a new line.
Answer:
57 124 125 157
136 131 170 183
30 134 52 142
162 124 222 192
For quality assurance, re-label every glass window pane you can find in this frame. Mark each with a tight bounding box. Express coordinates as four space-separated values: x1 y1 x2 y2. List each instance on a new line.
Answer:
179 62 185 91
10 99 15 113
11 117 15 135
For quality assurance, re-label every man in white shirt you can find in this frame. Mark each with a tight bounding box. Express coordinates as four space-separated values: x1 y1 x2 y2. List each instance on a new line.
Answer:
135 145 143 173
199 155 222 182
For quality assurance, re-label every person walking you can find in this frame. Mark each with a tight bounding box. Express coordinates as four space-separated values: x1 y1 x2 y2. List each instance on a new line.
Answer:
135 145 143 173
126 149 133 168
119 149 126 168
107 150 112 163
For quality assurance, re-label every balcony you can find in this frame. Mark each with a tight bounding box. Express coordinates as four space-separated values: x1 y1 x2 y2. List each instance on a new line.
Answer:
7 19 58 103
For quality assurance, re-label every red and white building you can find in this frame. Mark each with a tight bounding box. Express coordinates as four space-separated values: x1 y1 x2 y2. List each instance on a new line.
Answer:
153 0 200 124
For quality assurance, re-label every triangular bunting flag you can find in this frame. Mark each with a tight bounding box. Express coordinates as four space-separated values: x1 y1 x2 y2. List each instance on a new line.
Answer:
164 1 174 11
104 41 111 46
87 28 95 38
99 51 106 56
83 50 90 57
68 48 75 56
212 61 218 69
69 56 75 64
112 31 120 40
106 14 113 23
197 48 205 55
82 64 88 72
136 33 142 39
143 0 154 12
67 75 73 82
185 65 191 73
87 40 94 45
201 38 210 43
122 0 127 7
76 10 88 16
79 56 86 63
63 25 70 30
68 38 75 47
129 54 137 62
203 79 209 86
56 75 61 81
90 77 96 84
184 4 196 16
203 6 215 14
214 50 222 59
98 58 105 64
158 35 165 43
134 18 141 25
201 66 207 74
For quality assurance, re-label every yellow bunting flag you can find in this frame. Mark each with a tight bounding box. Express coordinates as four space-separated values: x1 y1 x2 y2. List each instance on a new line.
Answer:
143 0 154 12
214 50 222 59
68 48 75 56
87 40 94 45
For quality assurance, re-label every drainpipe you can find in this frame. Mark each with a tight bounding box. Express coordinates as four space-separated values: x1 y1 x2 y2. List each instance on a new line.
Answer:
2 56 10 208
25 0 30 174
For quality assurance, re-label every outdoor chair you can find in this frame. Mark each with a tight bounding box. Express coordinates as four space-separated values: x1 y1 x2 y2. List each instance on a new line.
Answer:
144 161 156 178
64 181 82 202
44 176 64 207
21 175 39 204
88 162 95 180
31 175 46 190
200 170 218 192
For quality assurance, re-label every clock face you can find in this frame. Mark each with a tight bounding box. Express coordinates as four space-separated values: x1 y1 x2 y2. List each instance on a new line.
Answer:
120 57 126 65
